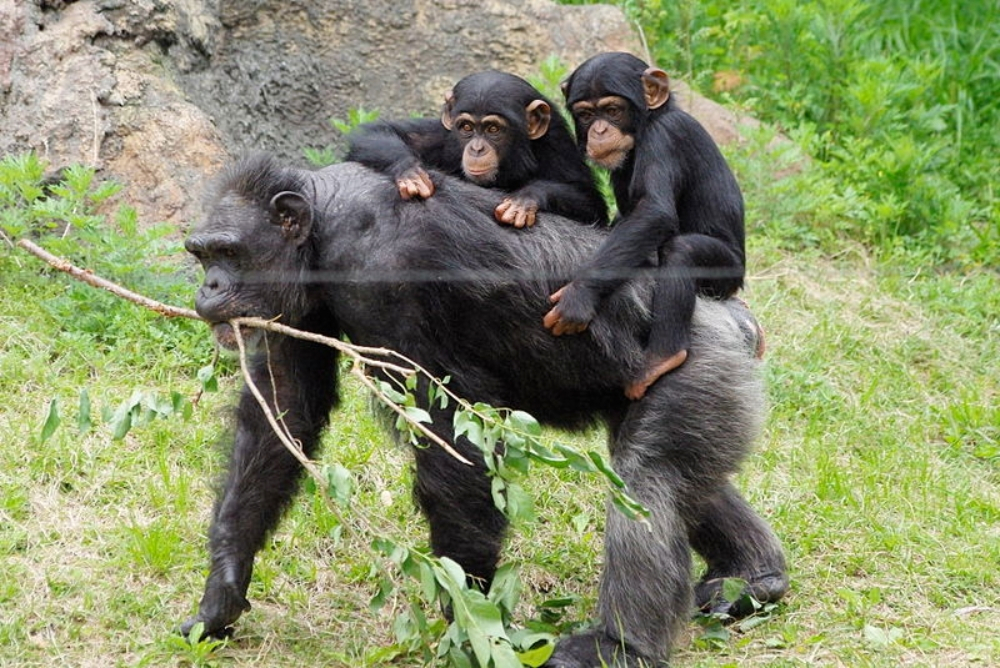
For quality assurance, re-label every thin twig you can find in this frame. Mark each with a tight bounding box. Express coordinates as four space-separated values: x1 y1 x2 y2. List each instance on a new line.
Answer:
346 361 474 466
17 238 201 320
232 324 322 479
15 238 475 466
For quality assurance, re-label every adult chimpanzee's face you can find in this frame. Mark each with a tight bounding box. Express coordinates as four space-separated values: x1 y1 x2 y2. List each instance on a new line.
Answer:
184 190 314 350
571 96 637 170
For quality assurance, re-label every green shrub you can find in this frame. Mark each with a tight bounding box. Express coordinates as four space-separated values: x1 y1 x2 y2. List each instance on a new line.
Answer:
559 0 1000 265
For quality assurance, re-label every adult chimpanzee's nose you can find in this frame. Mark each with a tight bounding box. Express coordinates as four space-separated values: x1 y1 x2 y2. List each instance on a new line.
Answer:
202 266 222 291
194 266 233 321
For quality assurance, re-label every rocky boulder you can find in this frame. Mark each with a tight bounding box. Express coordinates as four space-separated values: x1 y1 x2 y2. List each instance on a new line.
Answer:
0 0 754 227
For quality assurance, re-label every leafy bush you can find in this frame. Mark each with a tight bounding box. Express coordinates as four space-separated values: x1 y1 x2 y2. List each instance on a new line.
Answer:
0 153 203 361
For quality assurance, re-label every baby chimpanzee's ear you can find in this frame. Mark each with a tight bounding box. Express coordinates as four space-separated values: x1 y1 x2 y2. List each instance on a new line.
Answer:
641 67 670 110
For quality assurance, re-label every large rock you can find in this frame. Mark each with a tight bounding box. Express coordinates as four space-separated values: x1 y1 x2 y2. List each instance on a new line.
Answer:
0 0 754 227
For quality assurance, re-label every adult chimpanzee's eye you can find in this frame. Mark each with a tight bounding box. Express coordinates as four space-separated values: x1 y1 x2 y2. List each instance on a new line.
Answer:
576 110 594 125
606 106 623 122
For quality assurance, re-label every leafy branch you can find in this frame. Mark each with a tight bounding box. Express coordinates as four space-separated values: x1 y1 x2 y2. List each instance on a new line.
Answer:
16 237 648 666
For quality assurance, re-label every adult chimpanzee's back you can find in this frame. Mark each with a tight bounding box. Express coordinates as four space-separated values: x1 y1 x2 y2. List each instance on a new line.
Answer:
182 155 788 667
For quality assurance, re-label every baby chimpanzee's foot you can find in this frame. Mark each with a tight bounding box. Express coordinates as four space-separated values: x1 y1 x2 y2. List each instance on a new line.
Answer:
625 349 688 400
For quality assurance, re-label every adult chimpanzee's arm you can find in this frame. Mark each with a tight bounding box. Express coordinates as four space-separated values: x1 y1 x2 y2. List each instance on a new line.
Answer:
181 332 340 639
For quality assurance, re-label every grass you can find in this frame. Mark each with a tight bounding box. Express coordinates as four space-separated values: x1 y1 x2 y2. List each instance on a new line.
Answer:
1 147 998 668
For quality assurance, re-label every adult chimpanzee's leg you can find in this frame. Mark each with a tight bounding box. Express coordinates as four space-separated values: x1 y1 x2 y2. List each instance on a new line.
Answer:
411 405 508 590
688 483 789 616
546 407 695 667
182 331 340 639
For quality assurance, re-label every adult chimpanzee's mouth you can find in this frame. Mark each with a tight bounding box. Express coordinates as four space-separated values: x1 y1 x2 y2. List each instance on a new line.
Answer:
211 321 265 353
211 322 240 350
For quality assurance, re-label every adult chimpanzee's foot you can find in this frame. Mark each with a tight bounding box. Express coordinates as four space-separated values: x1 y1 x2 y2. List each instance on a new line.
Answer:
545 630 656 667
694 571 790 618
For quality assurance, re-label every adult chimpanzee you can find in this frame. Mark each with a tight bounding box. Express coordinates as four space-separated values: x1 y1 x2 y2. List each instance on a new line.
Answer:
544 52 751 401
181 154 787 667
345 70 607 228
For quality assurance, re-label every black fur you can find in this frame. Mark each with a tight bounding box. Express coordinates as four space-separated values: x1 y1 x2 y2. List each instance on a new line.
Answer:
181 155 787 665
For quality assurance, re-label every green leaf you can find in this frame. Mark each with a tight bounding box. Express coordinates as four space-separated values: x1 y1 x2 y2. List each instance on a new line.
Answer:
492 641 526 668
722 577 748 603
445 643 473 668
465 598 509 666
40 398 61 443
405 372 419 391
610 491 651 522
419 560 438 601
525 442 570 468
77 389 92 433
488 564 522 618
453 411 484 447
326 463 354 506
490 475 507 514
109 393 143 441
372 536 396 557
369 575 393 612
554 443 595 472
436 557 467 594
539 596 577 609
504 481 536 523
506 410 542 437
196 364 217 393
376 379 408 404
517 640 555 667
467 626 490 667
588 451 626 488
403 405 433 425
185 621 206 645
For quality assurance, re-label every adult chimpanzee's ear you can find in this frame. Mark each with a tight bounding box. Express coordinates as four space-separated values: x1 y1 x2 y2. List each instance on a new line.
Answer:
269 191 313 244
440 90 456 130
560 78 570 101
525 99 551 140
641 67 670 110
